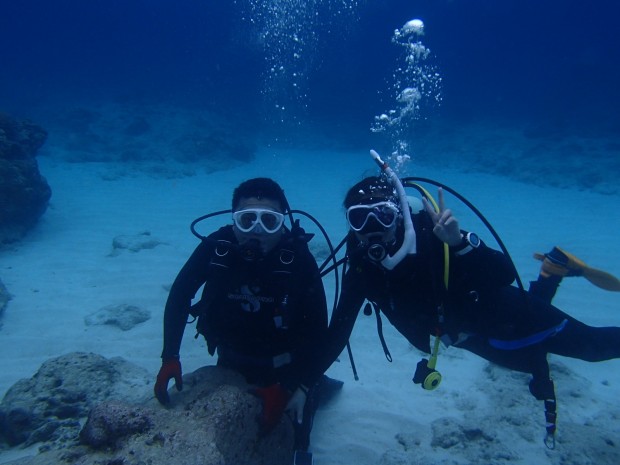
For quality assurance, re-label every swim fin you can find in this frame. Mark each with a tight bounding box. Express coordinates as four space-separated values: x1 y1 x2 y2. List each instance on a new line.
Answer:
534 247 620 292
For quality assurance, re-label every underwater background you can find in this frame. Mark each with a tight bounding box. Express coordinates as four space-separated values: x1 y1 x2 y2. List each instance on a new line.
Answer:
1 0 619 193
2 2 620 463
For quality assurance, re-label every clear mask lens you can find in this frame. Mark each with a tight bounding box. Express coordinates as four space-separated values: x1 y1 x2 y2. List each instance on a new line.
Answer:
233 209 285 234
346 202 399 232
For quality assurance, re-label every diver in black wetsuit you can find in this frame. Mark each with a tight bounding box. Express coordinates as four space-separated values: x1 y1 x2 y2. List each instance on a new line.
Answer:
318 165 620 447
154 178 335 464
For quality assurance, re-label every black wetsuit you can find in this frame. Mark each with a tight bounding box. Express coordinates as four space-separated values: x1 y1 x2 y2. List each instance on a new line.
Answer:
162 225 328 450
319 209 620 390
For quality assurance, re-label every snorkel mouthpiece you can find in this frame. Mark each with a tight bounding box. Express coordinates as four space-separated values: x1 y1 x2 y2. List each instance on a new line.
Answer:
369 149 417 269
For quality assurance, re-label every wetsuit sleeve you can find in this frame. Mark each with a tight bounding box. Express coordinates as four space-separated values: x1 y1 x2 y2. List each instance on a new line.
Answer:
306 267 366 384
449 237 516 291
161 240 212 359
285 250 329 390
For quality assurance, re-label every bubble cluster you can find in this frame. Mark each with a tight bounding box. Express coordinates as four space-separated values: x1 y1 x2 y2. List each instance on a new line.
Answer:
371 18 443 172
236 0 362 123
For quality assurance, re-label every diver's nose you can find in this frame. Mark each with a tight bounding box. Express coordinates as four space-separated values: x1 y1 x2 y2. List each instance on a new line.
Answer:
252 223 265 234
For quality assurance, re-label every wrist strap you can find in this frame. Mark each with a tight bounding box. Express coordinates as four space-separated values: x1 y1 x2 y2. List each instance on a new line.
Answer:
455 244 473 256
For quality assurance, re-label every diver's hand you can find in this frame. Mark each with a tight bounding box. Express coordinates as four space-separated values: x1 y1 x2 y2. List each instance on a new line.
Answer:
286 385 309 424
154 357 183 405
251 384 291 432
423 188 462 246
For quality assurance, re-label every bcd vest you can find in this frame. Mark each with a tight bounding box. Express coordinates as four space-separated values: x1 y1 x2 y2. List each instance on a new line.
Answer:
191 239 298 356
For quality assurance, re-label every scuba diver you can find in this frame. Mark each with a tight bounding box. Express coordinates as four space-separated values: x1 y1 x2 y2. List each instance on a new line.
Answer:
154 177 340 465
316 150 620 448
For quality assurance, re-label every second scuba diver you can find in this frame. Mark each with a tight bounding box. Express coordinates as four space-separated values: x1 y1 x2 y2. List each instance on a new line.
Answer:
314 151 620 447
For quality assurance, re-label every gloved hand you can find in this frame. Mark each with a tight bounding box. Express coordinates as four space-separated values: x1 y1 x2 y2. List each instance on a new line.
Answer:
252 383 291 432
154 357 183 405
286 384 308 424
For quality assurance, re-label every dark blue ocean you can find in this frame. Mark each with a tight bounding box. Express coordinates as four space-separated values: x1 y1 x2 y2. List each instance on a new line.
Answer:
1 0 619 191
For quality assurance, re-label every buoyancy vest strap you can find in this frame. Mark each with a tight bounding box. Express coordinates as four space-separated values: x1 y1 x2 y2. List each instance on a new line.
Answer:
370 301 393 362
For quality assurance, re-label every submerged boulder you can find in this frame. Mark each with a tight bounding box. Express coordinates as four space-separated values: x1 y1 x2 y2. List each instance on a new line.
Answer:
0 113 51 244
0 278 10 322
84 303 151 331
0 352 295 465
0 352 151 447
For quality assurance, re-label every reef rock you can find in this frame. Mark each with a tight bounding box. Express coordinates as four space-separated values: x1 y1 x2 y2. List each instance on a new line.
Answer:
43 103 257 172
0 352 295 465
108 231 166 256
84 303 151 331
0 113 51 244
0 352 151 447
0 278 10 322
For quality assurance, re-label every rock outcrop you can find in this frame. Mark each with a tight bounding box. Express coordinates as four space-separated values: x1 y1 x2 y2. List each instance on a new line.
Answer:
84 304 151 331
0 278 9 323
0 113 51 244
0 352 295 465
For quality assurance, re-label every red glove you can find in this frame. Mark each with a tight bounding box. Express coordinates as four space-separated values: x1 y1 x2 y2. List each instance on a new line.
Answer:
154 357 183 405
252 384 291 432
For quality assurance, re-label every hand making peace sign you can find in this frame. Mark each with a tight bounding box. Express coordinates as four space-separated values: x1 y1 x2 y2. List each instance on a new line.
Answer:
422 187 463 247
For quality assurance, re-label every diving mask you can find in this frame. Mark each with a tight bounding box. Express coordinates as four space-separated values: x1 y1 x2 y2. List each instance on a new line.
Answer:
346 201 400 232
233 208 285 234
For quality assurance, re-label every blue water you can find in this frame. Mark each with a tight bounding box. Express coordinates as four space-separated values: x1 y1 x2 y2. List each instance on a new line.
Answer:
1 0 619 190
1 2 620 462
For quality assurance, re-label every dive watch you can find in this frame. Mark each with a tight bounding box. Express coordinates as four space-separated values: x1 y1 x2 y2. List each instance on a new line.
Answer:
454 232 480 256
